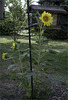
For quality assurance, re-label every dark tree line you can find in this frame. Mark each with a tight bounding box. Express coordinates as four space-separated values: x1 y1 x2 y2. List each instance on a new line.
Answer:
38 0 68 6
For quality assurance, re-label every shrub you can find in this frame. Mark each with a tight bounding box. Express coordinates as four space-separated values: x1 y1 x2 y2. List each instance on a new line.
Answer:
44 28 67 40
0 20 17 36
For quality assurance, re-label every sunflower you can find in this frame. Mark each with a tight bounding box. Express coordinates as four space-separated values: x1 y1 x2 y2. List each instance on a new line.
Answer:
39 11 53 26
11 42 16 49
2 53 7 60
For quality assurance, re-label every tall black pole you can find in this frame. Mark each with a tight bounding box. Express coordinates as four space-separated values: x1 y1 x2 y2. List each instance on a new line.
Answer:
27 0 33 98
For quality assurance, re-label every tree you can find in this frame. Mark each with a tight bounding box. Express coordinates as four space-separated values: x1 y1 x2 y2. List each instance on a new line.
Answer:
7 0 26 40
38 0 67 6
0 0 27 41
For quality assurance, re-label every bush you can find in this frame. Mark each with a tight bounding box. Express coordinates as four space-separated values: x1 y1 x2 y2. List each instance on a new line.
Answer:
0 20 18 36
44 28 67 40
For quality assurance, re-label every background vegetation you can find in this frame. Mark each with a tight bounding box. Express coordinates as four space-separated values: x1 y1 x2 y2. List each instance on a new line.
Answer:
38 0 68 40
0 0 27 40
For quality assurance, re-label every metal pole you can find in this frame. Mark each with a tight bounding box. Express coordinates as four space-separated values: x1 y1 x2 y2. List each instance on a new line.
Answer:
27 0 33 98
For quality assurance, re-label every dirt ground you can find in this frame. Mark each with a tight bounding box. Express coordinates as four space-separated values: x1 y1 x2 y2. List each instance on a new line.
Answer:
0 79 67 100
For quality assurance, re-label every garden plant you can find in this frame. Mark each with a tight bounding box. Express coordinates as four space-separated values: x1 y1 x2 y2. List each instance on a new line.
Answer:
1 0 67 99
2 10 55 99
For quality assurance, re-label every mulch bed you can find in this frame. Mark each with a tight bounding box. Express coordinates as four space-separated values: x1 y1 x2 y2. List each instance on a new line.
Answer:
0 80 67 100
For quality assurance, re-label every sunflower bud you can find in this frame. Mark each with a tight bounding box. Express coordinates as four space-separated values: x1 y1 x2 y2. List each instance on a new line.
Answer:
11 42 16 49
2 53 8 60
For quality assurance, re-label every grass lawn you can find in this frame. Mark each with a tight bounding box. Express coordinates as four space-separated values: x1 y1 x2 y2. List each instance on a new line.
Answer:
0 35 68 99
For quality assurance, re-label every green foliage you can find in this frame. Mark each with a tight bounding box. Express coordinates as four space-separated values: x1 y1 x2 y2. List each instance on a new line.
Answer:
38 0 67 6
0 0 27 37
44 28 67 40
0 17 17 36
4 41 32 97
31 15 61 98
61 82 68 86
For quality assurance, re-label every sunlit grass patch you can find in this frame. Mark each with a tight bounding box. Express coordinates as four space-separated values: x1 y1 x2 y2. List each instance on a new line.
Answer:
48 40 68 52
0 36 13 43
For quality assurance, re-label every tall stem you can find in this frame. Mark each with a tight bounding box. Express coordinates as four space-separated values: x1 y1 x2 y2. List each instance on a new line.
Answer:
38 26 42 67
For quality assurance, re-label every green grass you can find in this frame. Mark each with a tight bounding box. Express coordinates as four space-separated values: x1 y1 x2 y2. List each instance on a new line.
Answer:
0 36 68 80
0 35 68 99
44 40 68 75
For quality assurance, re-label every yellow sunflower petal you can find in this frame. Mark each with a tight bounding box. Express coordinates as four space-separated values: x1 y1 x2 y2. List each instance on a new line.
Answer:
2 53 7 60
11 42 16 49
39 17 42 20
39 11 53 26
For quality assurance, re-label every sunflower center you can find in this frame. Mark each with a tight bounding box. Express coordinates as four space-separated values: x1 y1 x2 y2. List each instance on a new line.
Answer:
43 16 49 22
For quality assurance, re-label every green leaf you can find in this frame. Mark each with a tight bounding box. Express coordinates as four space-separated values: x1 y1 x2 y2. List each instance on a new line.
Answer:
44 67 48 71
41 62 52 66
34 61 38 65
24 48 30 52
32 57 38 65
26 91 31 98
49 49 60 54
20 51 24 54
23 68 27 72
30 23 38 27
61 82 68 86
41 68 44 71
47 58 54 61
26 71 35 80
19 52 29 62
12 67 18 71
46 62 52 66
5 57 13 60
10 73 16 80
8 64 15 70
